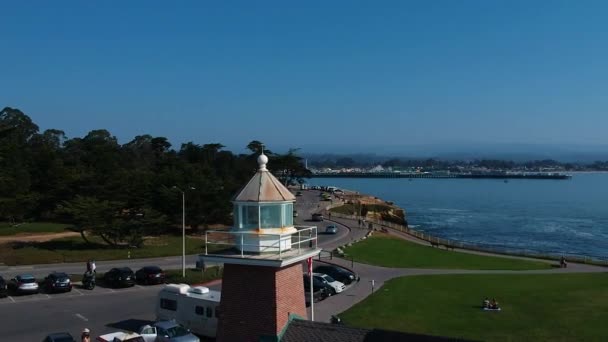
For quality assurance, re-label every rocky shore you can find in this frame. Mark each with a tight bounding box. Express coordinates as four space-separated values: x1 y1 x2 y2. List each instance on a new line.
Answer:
329 190 407 226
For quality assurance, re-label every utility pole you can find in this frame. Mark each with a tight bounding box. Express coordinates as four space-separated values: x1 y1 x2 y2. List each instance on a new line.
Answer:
173 186 195 278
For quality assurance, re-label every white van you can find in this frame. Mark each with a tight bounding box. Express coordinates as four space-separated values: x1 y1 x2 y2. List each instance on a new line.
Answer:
155 284 221 338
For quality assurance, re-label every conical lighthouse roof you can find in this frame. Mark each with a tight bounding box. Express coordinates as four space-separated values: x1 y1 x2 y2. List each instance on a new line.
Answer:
233 153 296 202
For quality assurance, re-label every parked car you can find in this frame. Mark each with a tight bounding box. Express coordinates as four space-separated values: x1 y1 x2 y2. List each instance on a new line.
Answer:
295 191 303 196
325 225 338 234
314 264 357 285
312 213 324 222
293 210 298 217
0 276 7 298
43 272 72 293
8 274 39 295
104 267 136 288
303 275 332 301
43 332 76 342
312 273 345 295
139 320 200 342
136 266 166 285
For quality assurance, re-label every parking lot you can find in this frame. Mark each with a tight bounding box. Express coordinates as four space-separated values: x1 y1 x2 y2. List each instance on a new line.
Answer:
0 282 151 305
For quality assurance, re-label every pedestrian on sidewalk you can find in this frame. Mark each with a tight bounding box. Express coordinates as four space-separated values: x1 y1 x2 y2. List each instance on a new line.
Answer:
81 328 91 342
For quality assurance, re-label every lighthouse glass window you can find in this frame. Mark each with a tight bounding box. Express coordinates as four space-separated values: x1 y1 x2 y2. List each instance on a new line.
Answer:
284 203 293 226
260 205 282 228
243 206 259 229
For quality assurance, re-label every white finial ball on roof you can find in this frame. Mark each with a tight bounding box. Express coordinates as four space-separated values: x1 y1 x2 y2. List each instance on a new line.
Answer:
258 153 268 170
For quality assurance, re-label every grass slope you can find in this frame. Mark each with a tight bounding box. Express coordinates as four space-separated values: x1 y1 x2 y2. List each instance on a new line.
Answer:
0 235 205 265
341 273 608 341
0 222 71 236
344 235 550 270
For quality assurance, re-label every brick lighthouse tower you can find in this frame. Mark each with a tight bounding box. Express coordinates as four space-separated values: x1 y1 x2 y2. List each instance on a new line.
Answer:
200 152 320 341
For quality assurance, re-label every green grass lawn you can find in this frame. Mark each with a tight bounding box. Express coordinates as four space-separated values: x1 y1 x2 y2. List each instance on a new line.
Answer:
344 235 550 270
0 235 206 265
0 222 71 236
330 204 357 215
341 273 608 342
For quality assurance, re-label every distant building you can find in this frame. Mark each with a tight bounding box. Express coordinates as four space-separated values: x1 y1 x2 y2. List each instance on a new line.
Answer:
369 165 385 172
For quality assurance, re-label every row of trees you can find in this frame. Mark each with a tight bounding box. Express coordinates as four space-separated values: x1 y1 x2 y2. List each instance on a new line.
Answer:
0 107 310 246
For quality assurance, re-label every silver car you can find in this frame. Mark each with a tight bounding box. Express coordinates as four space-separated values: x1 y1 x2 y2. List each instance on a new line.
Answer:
9 274 39 295
325 225 338 234
139 321 199 342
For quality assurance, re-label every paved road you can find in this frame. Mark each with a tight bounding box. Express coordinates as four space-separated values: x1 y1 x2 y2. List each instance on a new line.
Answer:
1 283 159 341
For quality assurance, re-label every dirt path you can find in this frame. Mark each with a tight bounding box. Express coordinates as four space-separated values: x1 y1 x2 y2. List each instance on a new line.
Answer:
0 231 80 243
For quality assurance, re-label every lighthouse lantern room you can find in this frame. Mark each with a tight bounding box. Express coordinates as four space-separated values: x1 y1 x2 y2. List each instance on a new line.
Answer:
231 153 298 253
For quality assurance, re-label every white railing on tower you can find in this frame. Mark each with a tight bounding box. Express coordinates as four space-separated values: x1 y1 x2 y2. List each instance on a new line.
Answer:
204 226 318 260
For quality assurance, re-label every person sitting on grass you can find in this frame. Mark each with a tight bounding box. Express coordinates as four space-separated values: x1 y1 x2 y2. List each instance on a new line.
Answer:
490 298 499 310
483 297 490 309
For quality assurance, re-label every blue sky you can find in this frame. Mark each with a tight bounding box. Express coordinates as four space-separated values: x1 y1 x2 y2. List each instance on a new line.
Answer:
2 1 607 153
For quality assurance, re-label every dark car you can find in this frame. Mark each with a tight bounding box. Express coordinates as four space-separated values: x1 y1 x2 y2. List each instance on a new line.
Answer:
303 274 332 301
314 264 357 285
0 276 7 298
104 267 136 288
135 266 166 285
43 332 76 342
43 272 72 293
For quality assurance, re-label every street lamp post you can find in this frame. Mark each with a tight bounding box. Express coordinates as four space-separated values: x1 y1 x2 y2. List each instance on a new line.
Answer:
173 186 195 278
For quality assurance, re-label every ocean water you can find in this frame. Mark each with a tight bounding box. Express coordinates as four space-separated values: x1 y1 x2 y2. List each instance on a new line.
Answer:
307 173 608 260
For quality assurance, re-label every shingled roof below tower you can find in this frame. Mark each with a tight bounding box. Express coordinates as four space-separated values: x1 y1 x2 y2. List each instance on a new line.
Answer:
233 153 296 202
281 319 474 342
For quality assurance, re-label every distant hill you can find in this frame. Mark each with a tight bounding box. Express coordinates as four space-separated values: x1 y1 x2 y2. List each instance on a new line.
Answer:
297 143 608 164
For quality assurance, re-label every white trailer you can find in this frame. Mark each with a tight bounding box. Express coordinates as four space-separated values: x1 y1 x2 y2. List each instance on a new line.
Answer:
155 284 221 338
